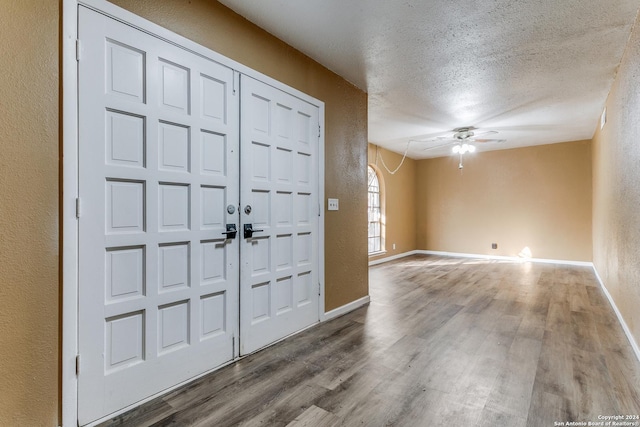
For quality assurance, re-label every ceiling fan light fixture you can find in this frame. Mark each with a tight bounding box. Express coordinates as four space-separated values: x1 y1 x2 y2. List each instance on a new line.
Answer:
452 143 476 155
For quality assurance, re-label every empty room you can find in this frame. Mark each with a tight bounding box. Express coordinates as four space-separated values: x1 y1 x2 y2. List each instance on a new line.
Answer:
1 0 640 426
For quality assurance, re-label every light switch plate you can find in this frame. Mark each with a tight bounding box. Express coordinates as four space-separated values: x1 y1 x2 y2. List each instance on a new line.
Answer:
328 198 339 211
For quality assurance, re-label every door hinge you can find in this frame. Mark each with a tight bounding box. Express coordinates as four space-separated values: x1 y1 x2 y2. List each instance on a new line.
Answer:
318 124 321 138
75 197 82 219
318 283 321 296
318 203 321 217
76 39 81 61
75 355 80 376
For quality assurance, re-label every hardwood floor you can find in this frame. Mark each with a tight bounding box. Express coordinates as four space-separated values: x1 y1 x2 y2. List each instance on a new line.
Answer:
100 255 640 426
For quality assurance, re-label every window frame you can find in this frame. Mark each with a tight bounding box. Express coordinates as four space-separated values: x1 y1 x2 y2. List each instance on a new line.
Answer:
368 165 385 255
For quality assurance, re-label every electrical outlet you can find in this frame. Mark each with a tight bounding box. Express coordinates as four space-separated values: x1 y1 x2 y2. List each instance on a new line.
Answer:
491 243 498 249
328 198 339 211
393 243 396 250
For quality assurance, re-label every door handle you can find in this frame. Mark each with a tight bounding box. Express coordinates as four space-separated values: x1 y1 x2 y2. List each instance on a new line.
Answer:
221 224 237 239
243 223 264 239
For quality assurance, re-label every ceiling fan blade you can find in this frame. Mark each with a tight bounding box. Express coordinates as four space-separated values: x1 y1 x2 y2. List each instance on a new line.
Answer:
416 135 455 142
472 130 498 137
407 127 503 148
384 129 456 145
472 138 506 143
416 141 456 151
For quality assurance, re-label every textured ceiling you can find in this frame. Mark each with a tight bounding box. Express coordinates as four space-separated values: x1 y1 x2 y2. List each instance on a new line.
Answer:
218 0 640 159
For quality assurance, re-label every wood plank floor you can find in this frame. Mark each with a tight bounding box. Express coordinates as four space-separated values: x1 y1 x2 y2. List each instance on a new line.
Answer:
100 255 640 426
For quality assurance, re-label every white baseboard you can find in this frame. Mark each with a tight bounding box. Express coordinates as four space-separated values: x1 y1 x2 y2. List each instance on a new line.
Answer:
368 250 421 266
417 250 593 267
592 267 640 362
323 295 370 321
370 249 592 267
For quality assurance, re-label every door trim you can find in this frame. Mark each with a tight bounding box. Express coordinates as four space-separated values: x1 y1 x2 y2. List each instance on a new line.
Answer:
62 1 325 425
61 1 79 425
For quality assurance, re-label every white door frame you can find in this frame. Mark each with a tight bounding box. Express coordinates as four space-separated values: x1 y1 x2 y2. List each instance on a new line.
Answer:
62 1 325 425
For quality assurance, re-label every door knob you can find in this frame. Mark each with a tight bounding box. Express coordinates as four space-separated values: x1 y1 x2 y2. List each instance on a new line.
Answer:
243 223 264 239
221 224 237 239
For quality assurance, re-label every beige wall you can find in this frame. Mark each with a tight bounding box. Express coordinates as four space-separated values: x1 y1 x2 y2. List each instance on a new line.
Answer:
592 10 640 346
0 0 60 426
416 141 593 261
367 144 417 260
0 1 368 424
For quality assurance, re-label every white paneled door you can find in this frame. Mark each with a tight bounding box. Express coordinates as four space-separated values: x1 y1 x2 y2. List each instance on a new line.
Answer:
240 77 321 354
77 7 239 425
77 6 321 425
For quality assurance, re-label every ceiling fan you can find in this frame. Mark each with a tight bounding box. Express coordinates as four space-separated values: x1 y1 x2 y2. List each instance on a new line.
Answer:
414 126 506 169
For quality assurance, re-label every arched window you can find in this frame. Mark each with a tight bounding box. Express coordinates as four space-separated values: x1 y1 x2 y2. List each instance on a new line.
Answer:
368 165 383 254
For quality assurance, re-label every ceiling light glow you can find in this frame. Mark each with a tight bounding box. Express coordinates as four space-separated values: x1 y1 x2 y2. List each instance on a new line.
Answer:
452 143 476 154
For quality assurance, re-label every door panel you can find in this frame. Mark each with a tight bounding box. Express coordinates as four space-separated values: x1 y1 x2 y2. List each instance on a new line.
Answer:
240 76 321 354
78 7 239 424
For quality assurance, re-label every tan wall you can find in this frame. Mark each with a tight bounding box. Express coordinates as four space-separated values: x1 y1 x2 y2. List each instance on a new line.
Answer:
592 10 640 346
367 144 417 260
0 0 368 424
0 0 60 426
416 141 593 261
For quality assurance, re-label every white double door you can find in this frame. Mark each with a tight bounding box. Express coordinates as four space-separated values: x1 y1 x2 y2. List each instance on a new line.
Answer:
77 7 320 425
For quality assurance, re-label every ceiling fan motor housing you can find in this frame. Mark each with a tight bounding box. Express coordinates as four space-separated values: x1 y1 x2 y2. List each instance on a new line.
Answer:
453 127 475 140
